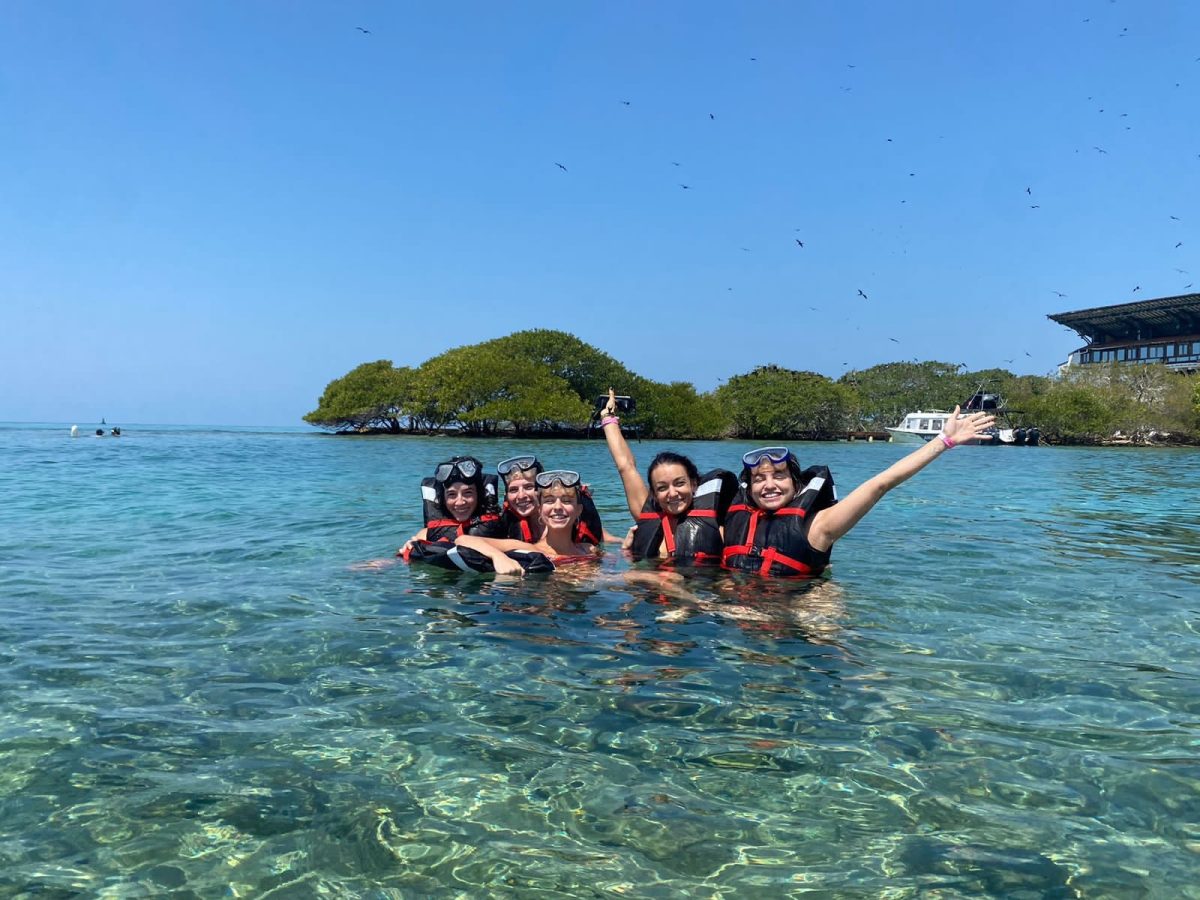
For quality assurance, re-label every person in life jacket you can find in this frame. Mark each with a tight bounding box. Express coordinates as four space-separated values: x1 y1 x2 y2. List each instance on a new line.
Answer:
498 455 608 546
455 470 604 576
722 404 998 578
399 455 504 557
598 389 737 564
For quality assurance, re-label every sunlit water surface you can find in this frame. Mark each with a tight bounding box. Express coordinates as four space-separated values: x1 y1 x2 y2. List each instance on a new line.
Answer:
1 424 1197 898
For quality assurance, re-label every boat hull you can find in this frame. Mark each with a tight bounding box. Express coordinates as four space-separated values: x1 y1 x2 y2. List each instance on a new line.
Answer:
884 428 935 444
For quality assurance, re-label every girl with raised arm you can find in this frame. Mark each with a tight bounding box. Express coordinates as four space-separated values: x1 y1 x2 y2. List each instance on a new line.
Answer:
599 389 736 564
723 406 996 577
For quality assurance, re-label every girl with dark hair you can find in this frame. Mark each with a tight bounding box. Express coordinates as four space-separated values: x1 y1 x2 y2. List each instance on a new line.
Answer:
599 389 736 563
724 405 996 578
399 455 503 556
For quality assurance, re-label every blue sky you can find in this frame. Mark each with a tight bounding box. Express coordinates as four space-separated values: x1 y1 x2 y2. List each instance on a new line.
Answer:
2 1 1196 425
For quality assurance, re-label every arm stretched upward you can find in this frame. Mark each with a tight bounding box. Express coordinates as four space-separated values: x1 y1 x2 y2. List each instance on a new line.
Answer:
807 406 995 552
600 388 649 518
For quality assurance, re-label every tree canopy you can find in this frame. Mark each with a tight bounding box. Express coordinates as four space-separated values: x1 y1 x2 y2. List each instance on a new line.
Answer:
717 365 856 439
303 360 413 433
305 332 1200 444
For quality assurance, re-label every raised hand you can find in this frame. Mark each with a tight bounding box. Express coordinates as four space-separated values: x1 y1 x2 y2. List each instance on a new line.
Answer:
603 388 619 417
942 405 996 445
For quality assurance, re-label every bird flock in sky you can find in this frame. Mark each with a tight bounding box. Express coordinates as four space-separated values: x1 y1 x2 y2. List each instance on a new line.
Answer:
350 18 1196 367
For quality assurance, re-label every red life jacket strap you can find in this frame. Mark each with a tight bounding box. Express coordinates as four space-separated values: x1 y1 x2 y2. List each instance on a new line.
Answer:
758 547 813 576
662 515 677 555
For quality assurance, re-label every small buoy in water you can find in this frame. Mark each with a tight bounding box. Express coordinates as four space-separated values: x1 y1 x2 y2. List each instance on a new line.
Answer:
70 425 79 437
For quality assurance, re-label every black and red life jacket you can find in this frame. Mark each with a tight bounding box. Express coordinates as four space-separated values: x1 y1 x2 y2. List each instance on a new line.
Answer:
501 489 605 545
628 469 738 564
721 465 837 578
420 474 505 543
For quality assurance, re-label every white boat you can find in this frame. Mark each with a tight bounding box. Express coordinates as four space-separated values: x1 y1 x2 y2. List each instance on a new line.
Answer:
885 410 953 443
886 390 1040 446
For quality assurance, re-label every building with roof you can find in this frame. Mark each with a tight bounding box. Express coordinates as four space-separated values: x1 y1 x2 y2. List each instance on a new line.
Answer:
1048 293 1200 372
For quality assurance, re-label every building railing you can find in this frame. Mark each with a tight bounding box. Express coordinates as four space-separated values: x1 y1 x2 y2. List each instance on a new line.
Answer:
1068 338 1200 369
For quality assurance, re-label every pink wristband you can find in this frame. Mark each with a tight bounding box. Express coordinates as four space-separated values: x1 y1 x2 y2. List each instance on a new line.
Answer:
939 434 956 449
601 415 620 427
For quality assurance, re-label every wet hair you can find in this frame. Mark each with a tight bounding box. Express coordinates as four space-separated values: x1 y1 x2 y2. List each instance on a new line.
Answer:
741 455 806 509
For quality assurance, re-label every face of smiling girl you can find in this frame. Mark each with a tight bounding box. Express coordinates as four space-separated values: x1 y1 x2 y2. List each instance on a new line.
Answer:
504 473 539 518
748 461 797 511
649 462 695 516
538 485 581 533
443 483 479 522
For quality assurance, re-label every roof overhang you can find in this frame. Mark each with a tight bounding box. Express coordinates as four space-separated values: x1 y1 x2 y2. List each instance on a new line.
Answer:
1048 293 1200 344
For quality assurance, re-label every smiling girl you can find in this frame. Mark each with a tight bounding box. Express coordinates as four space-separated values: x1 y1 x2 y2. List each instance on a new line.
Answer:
723 405 996 577
454 471 603 576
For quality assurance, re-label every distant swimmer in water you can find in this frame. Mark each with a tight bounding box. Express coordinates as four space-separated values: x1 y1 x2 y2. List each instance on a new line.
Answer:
454 471 603 575
95 429 105 437
71 425 79 437
111 427 121 437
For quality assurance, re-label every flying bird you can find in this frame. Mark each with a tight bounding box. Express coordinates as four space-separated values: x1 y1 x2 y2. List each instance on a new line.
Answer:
1024 351 1032 357
1177 242 1184 248
1093 146 1108 154
355 26 371 34
1052 291 1068 297
620 100 631 106
679 184 691 189
1026 187 1032 194
857 289 869 300
1132 286 1141 292
1170 215 1180 220
709 113 715 120
889 337 900 343
795 239 804 247
1186 284 1194 289
1030 205 1040 209
555 162 568 172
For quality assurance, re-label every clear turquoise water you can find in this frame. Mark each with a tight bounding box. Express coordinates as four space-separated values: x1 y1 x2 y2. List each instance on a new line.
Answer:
1 424 1197 898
